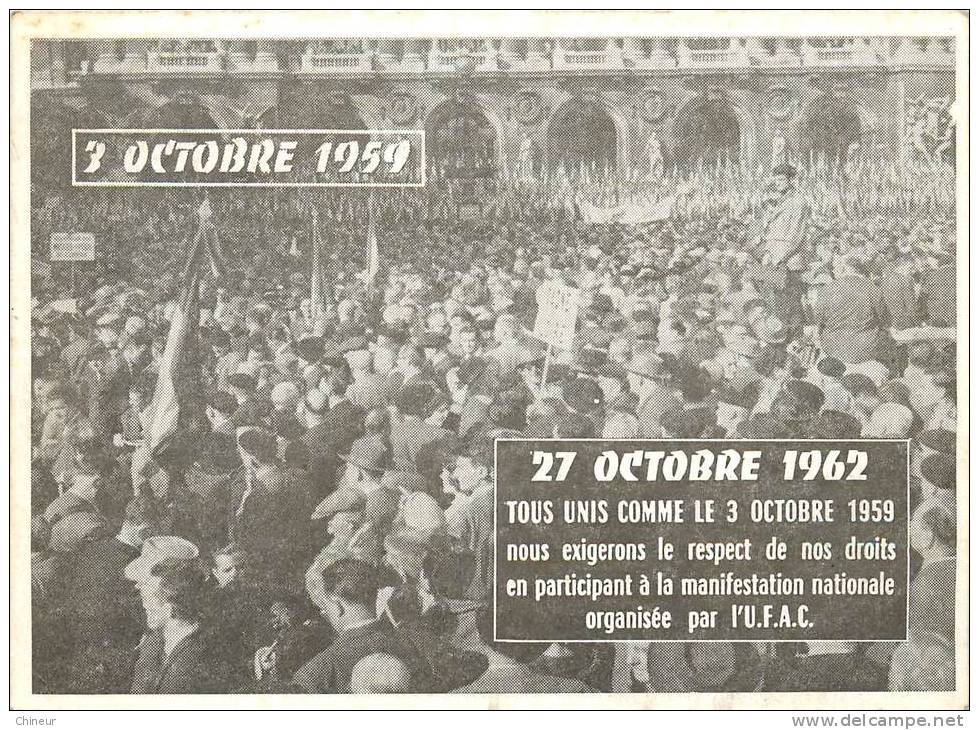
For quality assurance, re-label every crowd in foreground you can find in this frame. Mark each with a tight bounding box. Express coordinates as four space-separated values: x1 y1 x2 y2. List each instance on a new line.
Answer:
30 167 957 694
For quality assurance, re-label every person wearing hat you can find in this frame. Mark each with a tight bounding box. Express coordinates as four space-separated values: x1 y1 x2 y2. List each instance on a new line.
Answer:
450 607 595 694
294 558 430 693
316 359 366 459
716 383 760 437
208 328 244 393
810 357 852 413
841 372 883 431
311 434 391 523
748 163 808 331
129 555 232 693
205 390 239 438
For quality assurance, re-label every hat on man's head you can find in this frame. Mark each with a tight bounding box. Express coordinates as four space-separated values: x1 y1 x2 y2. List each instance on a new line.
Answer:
920 453 956 492
817 357 846 379
570 345 609 376
238 428 278 464
624 352 668 380
339 335 369 354
811 410 863 440
341 434 392 473
124 535 200 583
563 377 605 414
716 383 760 412
416 331 449 350
294 337 324 363
632 319 658 342
395 381 444 419
783 379 826 413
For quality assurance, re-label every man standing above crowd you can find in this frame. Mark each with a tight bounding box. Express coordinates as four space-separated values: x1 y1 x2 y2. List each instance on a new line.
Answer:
755 163 810 333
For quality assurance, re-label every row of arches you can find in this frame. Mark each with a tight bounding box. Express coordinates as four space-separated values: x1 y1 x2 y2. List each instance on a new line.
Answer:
33 88 873 188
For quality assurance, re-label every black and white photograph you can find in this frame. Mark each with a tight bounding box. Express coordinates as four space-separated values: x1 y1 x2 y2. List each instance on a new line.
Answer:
9 9 968 713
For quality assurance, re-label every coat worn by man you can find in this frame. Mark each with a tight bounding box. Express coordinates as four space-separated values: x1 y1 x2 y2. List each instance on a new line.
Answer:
292 619 431 693
812 275 891 364
59 536 145 693
232 467 316 592
131 628 229 693
760 190 809 272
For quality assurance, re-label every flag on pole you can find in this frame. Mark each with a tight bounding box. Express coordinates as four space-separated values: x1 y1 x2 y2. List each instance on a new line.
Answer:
365 191 380 285
310 206 330 335
145 205 208 457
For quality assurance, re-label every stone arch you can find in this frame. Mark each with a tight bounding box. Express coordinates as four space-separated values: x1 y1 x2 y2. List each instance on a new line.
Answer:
796 92 867 167
670 91 754 171
424 95 503 180
546 95 628 176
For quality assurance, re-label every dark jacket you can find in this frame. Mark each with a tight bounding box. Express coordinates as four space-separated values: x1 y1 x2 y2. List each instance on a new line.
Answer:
292 620 429 693
131 627 229 694
813 275 890 364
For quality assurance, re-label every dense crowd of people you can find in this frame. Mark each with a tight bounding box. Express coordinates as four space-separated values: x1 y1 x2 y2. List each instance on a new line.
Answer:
30 161 957 694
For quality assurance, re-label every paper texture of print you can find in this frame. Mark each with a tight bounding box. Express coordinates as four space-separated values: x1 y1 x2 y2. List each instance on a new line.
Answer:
9 10 968 710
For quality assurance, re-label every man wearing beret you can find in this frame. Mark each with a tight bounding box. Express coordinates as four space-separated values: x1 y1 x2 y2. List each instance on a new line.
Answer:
752 164 810 335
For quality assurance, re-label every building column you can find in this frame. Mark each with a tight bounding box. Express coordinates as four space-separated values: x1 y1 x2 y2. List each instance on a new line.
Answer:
499 38 524 69
225 40 250 72
402 39 427 71
90 39 119 73
376 39 401 69
254 40 279 72
526 39 550 70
